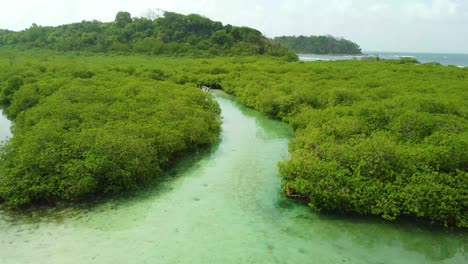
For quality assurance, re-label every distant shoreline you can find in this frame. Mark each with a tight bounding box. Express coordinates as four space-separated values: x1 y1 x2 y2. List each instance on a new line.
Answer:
298 52 468 67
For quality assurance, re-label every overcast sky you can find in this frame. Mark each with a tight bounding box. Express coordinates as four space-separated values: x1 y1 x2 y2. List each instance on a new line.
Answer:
1 0 467 53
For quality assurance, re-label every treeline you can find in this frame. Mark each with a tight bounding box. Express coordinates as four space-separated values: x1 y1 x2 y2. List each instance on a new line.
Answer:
0 11 296 59
0 49 222 207
273 35 362 54
219 58 467 228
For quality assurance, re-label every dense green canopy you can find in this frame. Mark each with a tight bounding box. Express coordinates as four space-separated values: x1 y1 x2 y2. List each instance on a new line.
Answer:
0 11 296 59
0 27 466 229
220 58 467 228
273 35 362 54
0 50 222 207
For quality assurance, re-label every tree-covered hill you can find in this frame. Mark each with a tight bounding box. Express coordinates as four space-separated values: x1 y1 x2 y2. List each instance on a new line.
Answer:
273 35 362 54
0 11 296 59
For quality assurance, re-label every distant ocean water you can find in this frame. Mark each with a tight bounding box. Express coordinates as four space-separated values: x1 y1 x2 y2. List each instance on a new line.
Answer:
299 51 468 67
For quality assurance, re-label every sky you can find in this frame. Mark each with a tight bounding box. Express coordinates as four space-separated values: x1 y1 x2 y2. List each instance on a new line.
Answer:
0 0 467 53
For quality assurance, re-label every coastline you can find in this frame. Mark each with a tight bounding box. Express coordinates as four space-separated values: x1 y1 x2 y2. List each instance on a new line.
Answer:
298 52 468 67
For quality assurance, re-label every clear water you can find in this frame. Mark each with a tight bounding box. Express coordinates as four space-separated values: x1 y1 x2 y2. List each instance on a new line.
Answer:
0 91 466 264
299 52 468 67
0 110 11 141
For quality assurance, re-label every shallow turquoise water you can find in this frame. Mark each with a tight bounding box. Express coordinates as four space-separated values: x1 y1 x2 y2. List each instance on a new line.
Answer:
0 91 465 263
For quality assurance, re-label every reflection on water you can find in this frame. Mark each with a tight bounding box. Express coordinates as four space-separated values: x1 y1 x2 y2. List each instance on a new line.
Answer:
0 91 465 264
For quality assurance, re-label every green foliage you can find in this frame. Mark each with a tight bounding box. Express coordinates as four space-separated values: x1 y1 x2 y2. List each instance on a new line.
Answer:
397 57 420 64
115 11 133 28
220 58 467 228
147 69 168 81
0 48 466 228
72 70 95 79
0 50 222 207
273 35 362 54
0 11 296 59
0 76 24 106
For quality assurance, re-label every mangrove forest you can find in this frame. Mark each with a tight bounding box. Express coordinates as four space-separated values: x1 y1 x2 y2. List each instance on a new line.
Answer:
0 11 466 230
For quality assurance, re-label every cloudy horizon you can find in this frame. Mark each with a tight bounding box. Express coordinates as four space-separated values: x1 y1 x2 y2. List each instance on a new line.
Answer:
1 0 467 53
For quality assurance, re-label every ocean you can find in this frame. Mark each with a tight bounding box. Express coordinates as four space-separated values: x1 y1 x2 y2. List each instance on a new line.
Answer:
299 51 468 67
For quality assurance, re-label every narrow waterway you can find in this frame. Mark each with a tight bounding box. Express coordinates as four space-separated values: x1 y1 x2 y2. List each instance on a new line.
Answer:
0 110 11 141
0 92 465 264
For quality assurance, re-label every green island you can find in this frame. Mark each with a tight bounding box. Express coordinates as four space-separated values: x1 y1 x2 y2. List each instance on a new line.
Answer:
0 11 295 59
273 35 362 54
0 11 467 230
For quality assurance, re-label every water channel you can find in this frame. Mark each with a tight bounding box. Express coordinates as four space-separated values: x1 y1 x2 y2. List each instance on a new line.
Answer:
0 92 465 263
0 109 11 141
